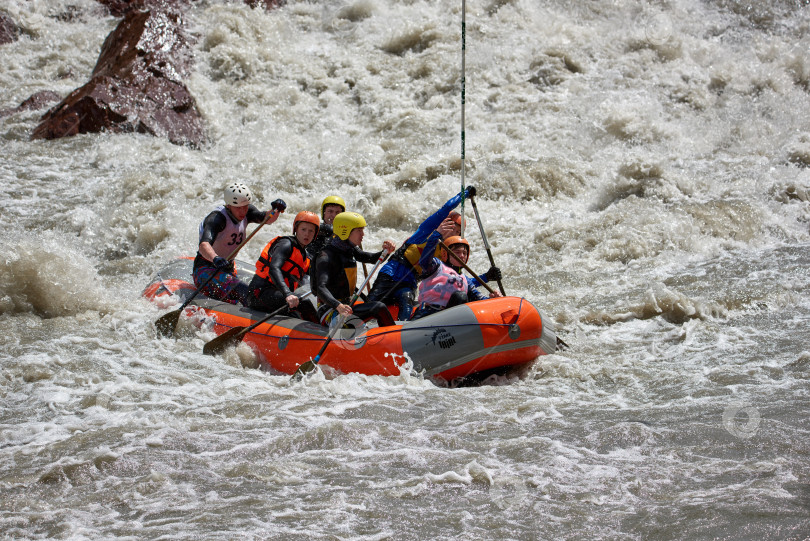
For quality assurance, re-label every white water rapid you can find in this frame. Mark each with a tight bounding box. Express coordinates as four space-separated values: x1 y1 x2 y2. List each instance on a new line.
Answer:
1 0 809 538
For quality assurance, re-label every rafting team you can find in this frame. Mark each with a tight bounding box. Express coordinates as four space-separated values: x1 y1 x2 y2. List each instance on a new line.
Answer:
194 183 502 328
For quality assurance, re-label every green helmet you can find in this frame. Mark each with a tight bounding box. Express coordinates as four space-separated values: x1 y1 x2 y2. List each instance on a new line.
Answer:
321 195 346 218
332 211 366 240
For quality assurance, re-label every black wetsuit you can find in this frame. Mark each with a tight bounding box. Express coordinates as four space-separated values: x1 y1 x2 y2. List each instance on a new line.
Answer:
306 223 333 261
314 238 395 327
246 236 318 323
306 223 333 284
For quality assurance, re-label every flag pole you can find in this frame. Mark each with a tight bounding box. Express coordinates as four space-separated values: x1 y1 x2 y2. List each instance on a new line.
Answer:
460 0 467 238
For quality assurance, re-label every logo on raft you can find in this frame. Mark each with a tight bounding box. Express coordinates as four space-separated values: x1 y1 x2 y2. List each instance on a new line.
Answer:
430 328 456 350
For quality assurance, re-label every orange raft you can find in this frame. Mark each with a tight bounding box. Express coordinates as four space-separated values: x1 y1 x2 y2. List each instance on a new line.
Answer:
144 258 557 380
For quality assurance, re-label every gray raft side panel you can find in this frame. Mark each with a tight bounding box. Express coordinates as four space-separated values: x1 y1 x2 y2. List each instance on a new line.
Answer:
401 300 557 376
400 305 485 375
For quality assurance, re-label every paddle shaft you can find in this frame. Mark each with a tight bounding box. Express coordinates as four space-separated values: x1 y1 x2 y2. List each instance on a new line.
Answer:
312 249 388 363
155 209 277 336
468 196 505 295
437 238 496 296
359 243 372 294
202 291 312 355
459 0 467 237
244 291 312 334
183 210 275 302
293 249 390 379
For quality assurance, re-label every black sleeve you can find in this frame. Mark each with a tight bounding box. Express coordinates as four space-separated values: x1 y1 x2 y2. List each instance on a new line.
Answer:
246 205 268 224
199 211 227 246
266 238 295 297
467 279 486 301
353 246 383 265
420 256 440 279
315 250 340 309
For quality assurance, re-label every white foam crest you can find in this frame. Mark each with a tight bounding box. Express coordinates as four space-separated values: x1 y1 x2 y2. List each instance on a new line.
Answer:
0 234 119 317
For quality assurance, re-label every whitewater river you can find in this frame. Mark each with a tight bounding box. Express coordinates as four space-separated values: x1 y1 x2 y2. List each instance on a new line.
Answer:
2 0 809 538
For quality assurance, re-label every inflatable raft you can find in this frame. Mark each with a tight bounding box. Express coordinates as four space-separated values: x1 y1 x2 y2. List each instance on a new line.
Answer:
144 258 557 380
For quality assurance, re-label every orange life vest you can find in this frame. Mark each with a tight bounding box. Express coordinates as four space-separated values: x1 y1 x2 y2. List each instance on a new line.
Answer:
255 236 310 291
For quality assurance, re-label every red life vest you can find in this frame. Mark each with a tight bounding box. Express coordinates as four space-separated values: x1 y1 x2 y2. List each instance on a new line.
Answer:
255 236 310 291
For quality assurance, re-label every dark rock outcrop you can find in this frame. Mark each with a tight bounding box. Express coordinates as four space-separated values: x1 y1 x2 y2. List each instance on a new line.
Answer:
32 9 205 147
0 12 20 45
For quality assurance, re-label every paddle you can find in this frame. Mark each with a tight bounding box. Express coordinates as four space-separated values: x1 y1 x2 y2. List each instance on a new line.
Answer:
359 243 372 294
291 249 390 381
468 196 506 296
155 209 279 337
437 238 497 296
202 291 313 356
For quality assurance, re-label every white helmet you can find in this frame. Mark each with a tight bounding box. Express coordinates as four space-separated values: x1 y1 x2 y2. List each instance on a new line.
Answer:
224 183 253 207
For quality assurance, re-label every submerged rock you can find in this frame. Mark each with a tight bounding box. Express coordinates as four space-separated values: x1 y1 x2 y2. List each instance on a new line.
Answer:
96 0 194 18
244 0 286 9
0 12 20 45
32 9 205 147
0 91 62 118
96 0 283 17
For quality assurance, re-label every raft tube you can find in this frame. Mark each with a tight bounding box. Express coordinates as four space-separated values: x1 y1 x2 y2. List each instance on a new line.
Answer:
144 258 557 380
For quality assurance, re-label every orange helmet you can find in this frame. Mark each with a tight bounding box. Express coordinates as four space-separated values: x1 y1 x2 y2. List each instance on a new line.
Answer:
448 211 462 226
293 211 320 236
441 235 470 263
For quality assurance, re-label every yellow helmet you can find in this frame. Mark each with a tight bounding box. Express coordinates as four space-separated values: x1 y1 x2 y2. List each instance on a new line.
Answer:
321 195 346 218
332 211 366 240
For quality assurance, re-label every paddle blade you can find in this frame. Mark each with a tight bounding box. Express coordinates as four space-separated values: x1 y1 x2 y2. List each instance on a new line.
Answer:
291 359 318 382
202 326 248 356
154 309 181 338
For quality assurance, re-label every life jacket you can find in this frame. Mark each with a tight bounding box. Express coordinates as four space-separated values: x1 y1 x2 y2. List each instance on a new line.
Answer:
198 205 246 258
390 242 427 275
344 266 358 299
417 260 468 308
255 236 310 291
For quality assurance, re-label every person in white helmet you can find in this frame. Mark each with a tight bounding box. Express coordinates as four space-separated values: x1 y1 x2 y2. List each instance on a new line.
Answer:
193 183 286 305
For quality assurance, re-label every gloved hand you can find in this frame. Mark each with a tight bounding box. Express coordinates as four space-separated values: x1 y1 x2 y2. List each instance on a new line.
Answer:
320 223 333 237
465 185 477 198
484 265 501 282
213 256 231 270
271 199 287 212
